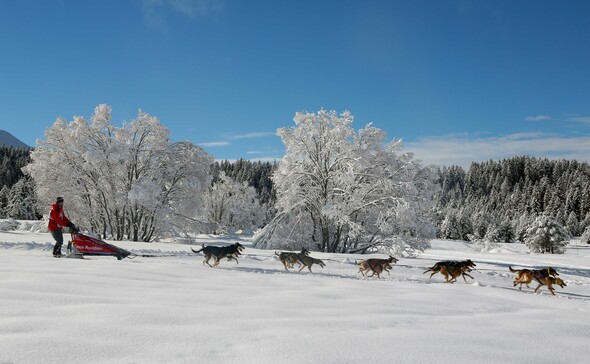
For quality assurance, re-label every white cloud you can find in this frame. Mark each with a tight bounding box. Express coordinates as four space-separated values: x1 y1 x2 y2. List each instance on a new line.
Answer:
227 132 277 140
568 116 590 124
198 141 229 147
525 115 551 121
405 133 590 169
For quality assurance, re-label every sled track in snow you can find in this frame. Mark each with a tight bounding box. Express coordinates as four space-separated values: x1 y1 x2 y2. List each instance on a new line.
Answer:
2 239 588 302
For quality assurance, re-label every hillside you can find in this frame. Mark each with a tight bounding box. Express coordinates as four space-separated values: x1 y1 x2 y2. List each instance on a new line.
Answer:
0 130 29 148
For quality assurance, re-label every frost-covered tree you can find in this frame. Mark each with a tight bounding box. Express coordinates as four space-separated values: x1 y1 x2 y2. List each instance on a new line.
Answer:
456 208 474 240
524 215 570 254
435 157 590 242
202 172 267 234
0 146 31 188
471 211 492 240
440 212 461 240
211 159 278 206
484 221 514 243
581 225 590 244
0 185 9 218
566 211 580 236
24 105 213 241
254 109 438 255
6 177 39 220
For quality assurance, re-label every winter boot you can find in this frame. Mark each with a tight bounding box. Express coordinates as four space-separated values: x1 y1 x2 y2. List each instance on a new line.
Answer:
53 243 63 258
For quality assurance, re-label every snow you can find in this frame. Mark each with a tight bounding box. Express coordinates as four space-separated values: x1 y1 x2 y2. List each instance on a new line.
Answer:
1 225 589 364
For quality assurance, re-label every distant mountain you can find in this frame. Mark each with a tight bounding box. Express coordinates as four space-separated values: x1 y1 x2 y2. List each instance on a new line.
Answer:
0 130 30 148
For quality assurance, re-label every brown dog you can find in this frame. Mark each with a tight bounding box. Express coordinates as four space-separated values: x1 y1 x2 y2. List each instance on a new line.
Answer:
532 276 567 295
424 259 476 283
509 266 563 294
191 242 245 267
367 262 394 279
438 264 474 283
275 248 310 270
357 255 398 279
509 266 558 288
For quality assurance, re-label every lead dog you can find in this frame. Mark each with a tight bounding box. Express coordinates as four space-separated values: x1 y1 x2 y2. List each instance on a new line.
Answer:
357 255 398 279
509 266 561 294
191 242 245 267
531 275 567 295
509 266 558 288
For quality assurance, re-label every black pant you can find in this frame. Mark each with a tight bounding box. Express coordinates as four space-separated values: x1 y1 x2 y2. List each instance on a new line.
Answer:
50 230 63 254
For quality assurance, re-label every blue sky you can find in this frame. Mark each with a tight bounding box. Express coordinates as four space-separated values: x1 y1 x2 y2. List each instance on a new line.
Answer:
1 0 589 168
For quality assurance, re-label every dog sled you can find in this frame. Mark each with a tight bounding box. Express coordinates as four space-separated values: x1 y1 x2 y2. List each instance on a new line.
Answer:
67 232 132 260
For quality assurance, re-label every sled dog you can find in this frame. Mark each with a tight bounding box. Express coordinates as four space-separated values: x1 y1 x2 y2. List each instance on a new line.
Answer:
357 255 398 279
438 264 474 283
424 259 476 283
297 255 326 273
275 248 310 270
366 262 394 279
509 266 563 294
509 266 558 287
191 242 245 267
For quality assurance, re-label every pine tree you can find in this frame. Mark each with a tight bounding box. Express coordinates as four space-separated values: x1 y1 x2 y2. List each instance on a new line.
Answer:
484 221 514 243
566 211 580 236
524 215 570 254
0 185 9 218
6 177 39 220
440 212 461 240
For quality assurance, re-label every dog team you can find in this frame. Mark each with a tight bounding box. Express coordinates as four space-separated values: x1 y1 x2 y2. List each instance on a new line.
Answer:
190 243 567 295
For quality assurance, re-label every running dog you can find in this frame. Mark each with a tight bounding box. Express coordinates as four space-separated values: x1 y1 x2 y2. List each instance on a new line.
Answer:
509 266 558 288
509 266 560 293
275 248 310 270
357 255 399 279
191 242 245 267
532 276 567 295
438 264 474 283
424 259 476 283
366 262 394 279
297 255 326 273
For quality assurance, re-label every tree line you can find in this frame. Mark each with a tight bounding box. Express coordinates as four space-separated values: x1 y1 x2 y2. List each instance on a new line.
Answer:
435 156 590 243
4 144 590 248
0 145 40 220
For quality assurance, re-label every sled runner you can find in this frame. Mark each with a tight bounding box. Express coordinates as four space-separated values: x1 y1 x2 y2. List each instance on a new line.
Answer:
67 232 132 260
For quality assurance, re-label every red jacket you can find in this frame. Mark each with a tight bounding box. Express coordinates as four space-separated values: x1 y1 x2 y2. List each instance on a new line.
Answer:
48 203 71 231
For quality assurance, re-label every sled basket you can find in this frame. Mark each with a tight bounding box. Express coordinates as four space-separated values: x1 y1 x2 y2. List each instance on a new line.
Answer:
69 232 132 260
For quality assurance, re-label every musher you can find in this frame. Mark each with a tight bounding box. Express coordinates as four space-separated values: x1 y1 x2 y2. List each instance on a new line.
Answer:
48 196 78 257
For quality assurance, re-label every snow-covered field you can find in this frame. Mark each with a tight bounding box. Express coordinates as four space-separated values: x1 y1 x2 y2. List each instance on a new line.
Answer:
1 224 589 364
